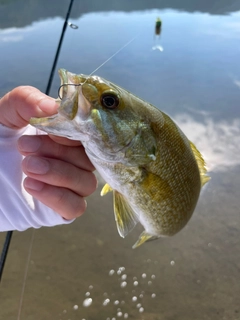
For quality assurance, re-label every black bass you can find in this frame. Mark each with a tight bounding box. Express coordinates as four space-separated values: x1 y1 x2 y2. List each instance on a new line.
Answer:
30 69 210 248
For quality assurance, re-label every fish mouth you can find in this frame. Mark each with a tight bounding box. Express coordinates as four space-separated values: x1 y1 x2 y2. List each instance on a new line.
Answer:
29 69 92 140
57 69 92 120
58 68 87 101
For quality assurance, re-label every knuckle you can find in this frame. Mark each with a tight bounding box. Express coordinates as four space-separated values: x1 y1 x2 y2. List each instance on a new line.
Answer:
77 172 98 196
56 188 87 220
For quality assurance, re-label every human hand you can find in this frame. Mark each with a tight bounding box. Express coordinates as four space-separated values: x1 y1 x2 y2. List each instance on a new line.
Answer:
0 86 59 129
0 86 97 220
18 135 97 220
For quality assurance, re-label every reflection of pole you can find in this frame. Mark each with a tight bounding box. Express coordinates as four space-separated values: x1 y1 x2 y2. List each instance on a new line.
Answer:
0 0 76 284
0 231 12 282
45 0 75 95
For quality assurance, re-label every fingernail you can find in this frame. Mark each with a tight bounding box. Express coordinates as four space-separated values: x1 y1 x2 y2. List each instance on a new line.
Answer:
24 177 44 191
25 156 49 174
18 135 41 153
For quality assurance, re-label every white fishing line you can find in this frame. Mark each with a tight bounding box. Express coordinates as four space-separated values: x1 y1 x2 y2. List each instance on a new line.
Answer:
84 35 139 82
17 229 35 320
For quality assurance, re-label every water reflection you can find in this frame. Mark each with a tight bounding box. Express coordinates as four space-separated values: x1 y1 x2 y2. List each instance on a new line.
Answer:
1 0 240 30
233 79 240 89
1 2 240 320
152 17 164 52
174 113 240 172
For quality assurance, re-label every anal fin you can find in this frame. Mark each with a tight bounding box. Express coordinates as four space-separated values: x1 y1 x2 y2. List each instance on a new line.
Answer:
132 231 159 249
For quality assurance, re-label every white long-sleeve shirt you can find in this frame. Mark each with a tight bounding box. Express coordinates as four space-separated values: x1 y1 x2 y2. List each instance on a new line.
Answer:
0 124 73 232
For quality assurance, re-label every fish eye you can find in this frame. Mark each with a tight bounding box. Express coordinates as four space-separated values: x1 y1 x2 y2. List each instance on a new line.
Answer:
101 93 119 109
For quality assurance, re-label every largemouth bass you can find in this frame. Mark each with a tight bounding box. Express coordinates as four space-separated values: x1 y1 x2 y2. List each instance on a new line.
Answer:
30 69 210 248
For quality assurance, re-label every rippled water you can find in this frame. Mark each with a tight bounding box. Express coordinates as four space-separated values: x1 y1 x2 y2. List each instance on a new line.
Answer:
1 1 240 319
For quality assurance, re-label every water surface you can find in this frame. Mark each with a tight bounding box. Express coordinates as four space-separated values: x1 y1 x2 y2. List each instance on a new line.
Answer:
0 1 240 319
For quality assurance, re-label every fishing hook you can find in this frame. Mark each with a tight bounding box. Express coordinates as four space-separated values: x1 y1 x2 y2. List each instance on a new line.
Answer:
58 83 82 100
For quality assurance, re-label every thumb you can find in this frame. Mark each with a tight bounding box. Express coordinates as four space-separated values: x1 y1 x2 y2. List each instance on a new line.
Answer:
0 86 59 129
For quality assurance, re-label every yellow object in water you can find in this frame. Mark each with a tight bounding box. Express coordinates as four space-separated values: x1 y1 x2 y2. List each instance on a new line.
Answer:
30 69 210 248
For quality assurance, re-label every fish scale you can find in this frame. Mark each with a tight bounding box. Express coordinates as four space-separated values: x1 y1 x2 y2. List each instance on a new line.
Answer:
30 68 210 248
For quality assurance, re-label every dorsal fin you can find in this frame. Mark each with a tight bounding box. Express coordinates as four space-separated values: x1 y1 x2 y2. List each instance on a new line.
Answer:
189 141 210 187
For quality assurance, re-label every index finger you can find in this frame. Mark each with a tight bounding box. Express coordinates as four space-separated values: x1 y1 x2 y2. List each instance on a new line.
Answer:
0 86 59 129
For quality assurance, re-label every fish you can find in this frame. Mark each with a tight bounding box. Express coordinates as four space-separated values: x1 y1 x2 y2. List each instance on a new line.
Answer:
30 68 210 248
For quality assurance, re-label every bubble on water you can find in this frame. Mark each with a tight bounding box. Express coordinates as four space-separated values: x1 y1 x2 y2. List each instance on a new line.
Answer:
170 260 175 266
109 269 115 276
85 291 90 297
136 303 142 308
89 285 93 290
151 275 156 280
121 281 127 288
142 273 147 278
73 305 78 310
139 294 144 298
103 298 110 306
133 281 138 286
106 318 111 320
151 293 156 298
139 307 144 313
133 276 137 281
117 267 125 275
121 300 125 305
114 300 120 305
112 318 116 320
63 310 67 313
132 296 137 302
117 312 123 317
103 292 108 297
148 281 152 285
83 298 92 307
121 274 127 280
124 313 128 319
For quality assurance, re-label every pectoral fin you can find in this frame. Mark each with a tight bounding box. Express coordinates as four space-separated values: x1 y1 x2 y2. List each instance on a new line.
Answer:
113 191 139 238
100 183 113 196
132 231 159 249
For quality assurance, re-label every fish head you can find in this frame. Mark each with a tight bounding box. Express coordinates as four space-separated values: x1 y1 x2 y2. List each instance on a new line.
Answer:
30 69 158 165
